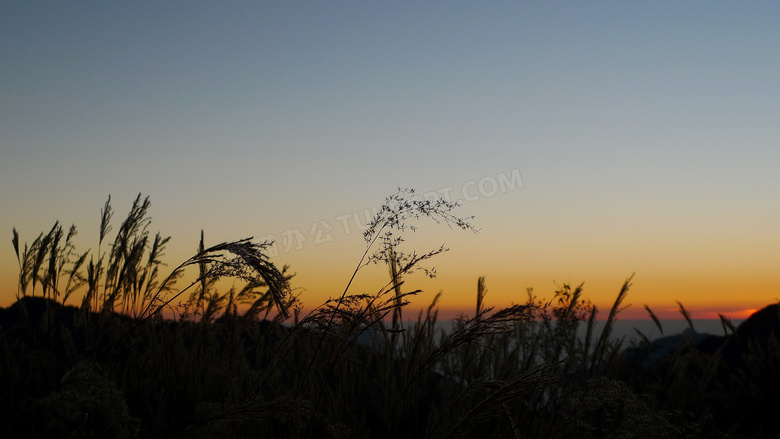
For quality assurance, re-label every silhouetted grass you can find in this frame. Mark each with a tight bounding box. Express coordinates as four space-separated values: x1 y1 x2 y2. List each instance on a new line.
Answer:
3 191 779 438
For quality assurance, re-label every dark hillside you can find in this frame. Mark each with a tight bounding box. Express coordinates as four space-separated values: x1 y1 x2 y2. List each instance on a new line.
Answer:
624 303 780 439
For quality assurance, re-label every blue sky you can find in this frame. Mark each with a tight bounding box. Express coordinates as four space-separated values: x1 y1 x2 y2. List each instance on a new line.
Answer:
2 2 779 316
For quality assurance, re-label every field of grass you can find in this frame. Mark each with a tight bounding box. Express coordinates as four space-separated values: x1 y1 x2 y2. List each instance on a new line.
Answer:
2 192 779 438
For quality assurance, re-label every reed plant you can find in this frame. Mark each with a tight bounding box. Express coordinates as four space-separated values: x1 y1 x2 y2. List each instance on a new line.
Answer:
5 190 773 437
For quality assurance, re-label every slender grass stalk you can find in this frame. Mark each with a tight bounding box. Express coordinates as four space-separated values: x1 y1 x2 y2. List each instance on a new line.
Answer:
591 274 633 369
645 304 664 337
678 301 695 332
476 276 487 320
718 313 736 336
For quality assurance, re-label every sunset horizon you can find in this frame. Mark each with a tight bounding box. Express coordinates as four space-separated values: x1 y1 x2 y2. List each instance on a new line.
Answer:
5 3 780 435
2 187 774 325
3 1 779 326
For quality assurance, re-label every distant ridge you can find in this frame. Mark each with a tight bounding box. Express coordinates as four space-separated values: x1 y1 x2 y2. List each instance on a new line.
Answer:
630 303 780 438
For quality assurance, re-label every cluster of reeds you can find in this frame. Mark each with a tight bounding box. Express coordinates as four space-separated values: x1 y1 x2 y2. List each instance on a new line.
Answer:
3 190 773 437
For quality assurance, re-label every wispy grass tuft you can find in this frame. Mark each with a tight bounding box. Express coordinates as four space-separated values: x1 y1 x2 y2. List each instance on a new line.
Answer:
677 300 695 332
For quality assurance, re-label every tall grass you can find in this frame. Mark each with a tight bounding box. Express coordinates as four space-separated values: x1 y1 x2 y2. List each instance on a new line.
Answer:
3 190 772 437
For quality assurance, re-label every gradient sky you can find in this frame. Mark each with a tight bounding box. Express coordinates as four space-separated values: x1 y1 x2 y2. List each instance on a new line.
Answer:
2 1 779 320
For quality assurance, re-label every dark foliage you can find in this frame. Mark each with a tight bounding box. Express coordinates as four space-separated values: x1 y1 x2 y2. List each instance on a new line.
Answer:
5 192 779 438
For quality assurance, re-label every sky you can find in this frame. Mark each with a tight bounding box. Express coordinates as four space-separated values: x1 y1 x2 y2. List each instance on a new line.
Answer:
1 1 779 320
